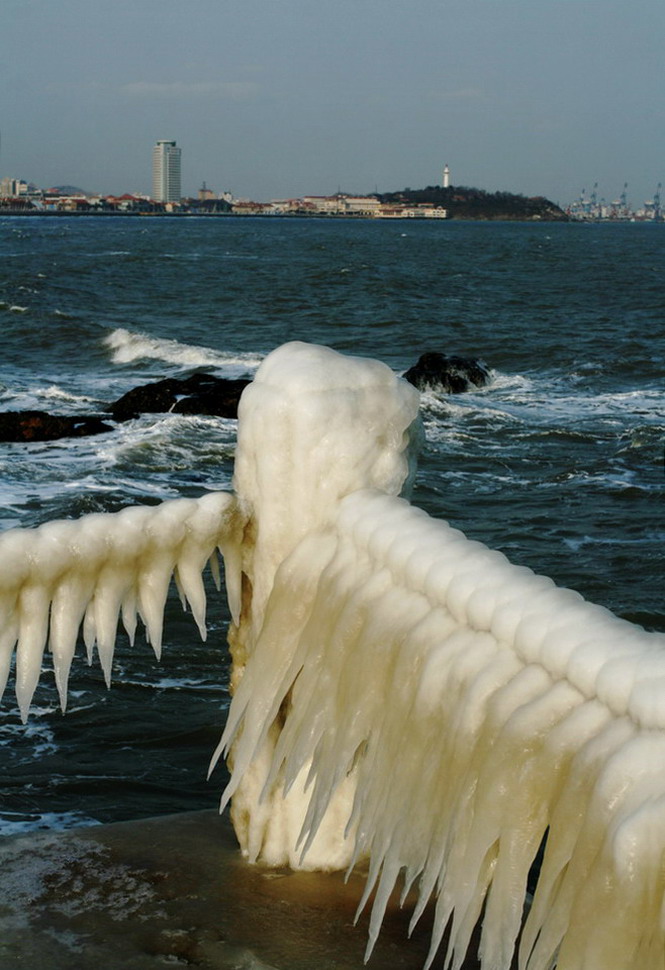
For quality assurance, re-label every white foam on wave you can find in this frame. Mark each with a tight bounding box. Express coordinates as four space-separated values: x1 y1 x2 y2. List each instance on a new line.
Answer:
0 811 101 836
123 675 224 692
104 328 263 375
0 376 106 414
564 530 665 552
100 412 237 483
486 370 536 393
420 369 664 438
87 250 132 257
0 710 58 758
40 385 98 405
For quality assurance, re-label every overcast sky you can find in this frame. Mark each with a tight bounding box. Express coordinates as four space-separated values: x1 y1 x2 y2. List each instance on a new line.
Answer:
1 0 663 206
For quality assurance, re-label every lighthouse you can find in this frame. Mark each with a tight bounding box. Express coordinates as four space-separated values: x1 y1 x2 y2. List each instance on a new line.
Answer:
443 164 450 189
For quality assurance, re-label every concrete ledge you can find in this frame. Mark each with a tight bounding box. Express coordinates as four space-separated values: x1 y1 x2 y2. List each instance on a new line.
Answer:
0 810 473 970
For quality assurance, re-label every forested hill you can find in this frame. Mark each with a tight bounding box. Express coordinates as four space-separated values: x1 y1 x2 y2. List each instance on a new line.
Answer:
378 185 569 221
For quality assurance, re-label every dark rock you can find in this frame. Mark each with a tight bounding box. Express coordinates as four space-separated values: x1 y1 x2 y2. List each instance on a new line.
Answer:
0 410 114 442
109 374 251 421
0 374 252 443
403 352 490 394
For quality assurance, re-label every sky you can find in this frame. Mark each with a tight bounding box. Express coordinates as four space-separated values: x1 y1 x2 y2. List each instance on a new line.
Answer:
1 0 663 206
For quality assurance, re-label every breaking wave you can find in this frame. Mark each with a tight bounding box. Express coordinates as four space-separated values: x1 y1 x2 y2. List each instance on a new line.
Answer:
104 327 262 376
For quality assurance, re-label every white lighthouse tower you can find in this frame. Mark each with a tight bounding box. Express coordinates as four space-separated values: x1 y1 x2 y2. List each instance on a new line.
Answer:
443 164 451 189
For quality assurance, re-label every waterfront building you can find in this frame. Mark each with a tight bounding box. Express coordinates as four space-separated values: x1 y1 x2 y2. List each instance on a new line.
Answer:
152 140 182 203
0 177 28 198
340 195 382 216
302 195 345 214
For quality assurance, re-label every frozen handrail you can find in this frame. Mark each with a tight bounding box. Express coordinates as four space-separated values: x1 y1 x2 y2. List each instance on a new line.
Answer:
0 492 243 721
3 341 664 969
218 488 665 969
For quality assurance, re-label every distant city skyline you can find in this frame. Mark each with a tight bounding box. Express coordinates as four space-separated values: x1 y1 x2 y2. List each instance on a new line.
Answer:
1 0 664 206
2 160 663 218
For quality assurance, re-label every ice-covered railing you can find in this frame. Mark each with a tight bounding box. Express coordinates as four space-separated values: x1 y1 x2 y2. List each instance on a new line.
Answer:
218 487 665 970
1 341 664 970
0 493 243 721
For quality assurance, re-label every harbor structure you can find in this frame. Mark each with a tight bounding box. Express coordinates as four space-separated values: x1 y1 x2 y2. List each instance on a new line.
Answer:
152 140 182 203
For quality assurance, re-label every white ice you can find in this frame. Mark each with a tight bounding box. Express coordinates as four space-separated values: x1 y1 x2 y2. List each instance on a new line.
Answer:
0 492 243 721
1 340 664 970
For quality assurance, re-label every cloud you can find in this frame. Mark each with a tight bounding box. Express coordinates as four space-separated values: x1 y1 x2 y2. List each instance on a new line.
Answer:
119 80 260 100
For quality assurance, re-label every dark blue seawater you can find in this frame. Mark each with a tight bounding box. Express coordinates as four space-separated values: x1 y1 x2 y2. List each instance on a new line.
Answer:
0 215 663 835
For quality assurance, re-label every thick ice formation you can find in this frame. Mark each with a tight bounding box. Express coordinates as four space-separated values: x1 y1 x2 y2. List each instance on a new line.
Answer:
221 341 422 868
219 487 665 969
2 340 664 970
0 492 243 722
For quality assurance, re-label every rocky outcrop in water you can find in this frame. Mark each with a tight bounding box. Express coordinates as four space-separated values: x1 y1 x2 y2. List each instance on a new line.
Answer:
0 356 490 443
0 374 251 442
0 411 114 442
108 373 251 421
403 352 490 394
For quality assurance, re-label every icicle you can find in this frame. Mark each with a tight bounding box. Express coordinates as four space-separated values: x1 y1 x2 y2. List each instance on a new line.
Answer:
82 604 97 664
121 589 138 646
15 584 51 722
0 610 18 704
219 477 665 969
0 491 240 716
49 573 95 711
218 536 242 626
208 549 221 591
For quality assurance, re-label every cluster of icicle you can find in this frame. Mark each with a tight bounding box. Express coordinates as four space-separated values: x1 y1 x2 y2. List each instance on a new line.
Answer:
0 492 243 722
218 487 665 970
2 340 664 970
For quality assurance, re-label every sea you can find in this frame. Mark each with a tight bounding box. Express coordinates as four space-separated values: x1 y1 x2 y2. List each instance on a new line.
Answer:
0 215 663 837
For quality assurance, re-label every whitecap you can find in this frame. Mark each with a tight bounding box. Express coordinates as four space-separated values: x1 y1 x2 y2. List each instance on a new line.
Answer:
564 531 665 552
0 811 100 836
40 385 97 405
103 327 263 375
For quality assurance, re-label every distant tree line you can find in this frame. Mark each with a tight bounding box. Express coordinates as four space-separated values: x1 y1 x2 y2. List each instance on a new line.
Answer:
377 185 568 221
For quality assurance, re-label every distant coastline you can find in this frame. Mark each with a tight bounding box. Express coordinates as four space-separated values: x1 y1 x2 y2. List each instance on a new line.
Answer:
0 183 571 221
0 210 563 220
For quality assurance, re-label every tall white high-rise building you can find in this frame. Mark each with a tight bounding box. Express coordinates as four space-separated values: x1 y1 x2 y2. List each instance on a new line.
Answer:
152 140 182 202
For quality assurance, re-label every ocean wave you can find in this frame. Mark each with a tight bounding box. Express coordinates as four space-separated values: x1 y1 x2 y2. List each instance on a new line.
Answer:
0 712 58 758
616 424 665 452
104 327 263 375
40 384 97 404
0 383 100 413
0 810 101 837
120 675 224 692
421 369 664 434
106 413 236 479
564 530 665 552
83 250 133 257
